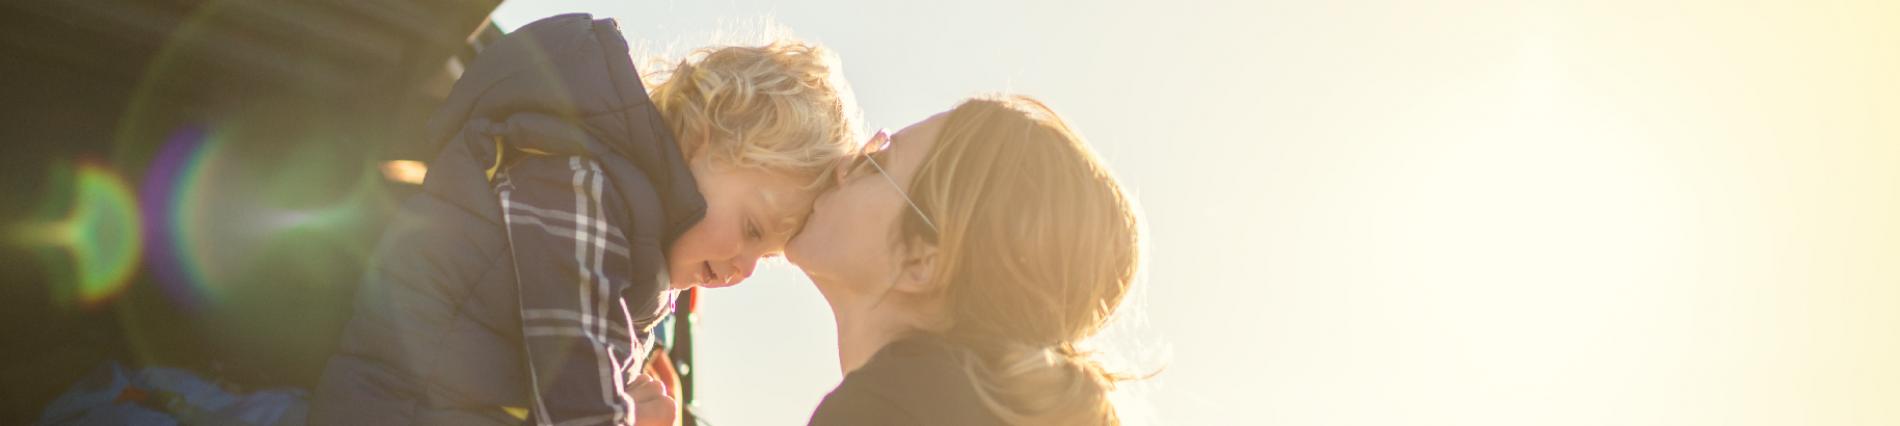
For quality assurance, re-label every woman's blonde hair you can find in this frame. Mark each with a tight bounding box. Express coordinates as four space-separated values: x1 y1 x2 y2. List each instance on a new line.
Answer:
644 39 860 187
905 95 1141 425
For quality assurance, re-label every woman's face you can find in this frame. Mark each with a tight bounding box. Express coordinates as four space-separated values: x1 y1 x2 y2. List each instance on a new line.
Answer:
785 113 947 308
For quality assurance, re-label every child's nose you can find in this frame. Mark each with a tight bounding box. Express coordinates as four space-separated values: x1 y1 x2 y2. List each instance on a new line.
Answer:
725 255 760 285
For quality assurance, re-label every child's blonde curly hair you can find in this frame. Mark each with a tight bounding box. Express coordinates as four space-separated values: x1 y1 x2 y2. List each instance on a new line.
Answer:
645 39 862 188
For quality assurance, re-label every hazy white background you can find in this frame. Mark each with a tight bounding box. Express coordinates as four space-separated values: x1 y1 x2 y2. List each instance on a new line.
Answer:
495 1 1900 424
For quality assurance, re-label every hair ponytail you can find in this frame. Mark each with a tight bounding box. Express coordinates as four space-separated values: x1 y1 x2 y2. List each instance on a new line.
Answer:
953 342 1124 425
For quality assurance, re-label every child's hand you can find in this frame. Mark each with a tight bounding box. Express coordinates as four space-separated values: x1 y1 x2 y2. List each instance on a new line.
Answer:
630 374 677 426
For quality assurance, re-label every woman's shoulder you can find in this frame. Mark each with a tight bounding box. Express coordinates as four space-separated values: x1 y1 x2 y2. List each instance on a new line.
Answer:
808 335 1007 426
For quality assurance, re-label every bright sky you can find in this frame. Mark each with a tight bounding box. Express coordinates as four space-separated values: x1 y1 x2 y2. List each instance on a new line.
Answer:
493 1 1900 425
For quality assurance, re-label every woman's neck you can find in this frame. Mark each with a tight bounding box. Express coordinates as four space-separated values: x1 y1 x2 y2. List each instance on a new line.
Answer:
832 304 917 374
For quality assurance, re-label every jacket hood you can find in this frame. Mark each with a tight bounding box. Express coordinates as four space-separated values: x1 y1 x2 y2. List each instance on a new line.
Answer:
424 13 704 244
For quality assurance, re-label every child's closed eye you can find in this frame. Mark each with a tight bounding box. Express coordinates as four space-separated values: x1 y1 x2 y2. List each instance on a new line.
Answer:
744 218 763 241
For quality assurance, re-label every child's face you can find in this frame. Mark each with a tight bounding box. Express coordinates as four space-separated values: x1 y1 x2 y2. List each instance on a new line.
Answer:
665 159 818 289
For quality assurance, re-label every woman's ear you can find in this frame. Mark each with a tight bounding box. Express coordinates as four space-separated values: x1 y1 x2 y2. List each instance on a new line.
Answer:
889 243 953 332
890 243 938 296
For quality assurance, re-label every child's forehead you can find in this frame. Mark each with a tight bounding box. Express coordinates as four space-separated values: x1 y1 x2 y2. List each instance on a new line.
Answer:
717 165 821 236
751 184 819 234
726 166 816 206
754 183 816 210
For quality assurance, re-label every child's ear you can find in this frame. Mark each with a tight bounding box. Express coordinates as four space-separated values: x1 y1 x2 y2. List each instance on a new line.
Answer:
679 123 714 160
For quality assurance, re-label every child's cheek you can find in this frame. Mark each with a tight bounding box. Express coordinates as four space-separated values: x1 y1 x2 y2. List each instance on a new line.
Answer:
671 220 734 264
668 224 707 263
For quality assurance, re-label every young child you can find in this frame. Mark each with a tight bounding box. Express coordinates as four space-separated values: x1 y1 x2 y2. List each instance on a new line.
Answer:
312 14 858 426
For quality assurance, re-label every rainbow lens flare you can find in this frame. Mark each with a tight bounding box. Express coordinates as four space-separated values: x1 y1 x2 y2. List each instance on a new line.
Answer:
16 163 145 308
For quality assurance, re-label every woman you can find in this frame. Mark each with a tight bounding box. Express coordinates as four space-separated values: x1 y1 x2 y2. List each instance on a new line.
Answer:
787 95 1141 425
